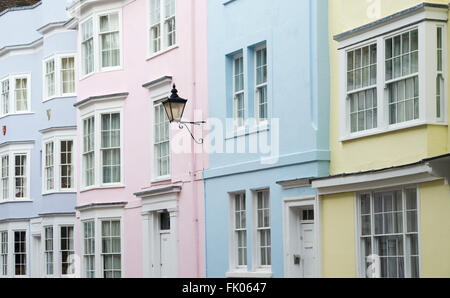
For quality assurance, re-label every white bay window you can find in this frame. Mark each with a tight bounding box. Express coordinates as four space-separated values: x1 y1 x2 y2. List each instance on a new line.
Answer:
0 144 31 201
358 188 420 278
79 10 122 77
79 98 124 190
337 6 448 140
43 55 76 101
41 130 76 194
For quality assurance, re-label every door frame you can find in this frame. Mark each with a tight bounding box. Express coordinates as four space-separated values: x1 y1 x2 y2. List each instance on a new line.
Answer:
282 196 320 278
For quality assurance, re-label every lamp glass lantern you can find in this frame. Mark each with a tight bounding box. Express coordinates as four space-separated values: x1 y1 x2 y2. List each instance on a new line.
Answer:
162 85 187 123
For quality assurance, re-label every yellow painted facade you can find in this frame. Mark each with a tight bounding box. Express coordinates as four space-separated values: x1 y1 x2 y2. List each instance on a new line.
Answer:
419 180 450 277
320 193 356 278
322 0 450 278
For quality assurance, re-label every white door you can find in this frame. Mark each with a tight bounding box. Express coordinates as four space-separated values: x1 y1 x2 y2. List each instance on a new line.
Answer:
160 232 171 278
300 223 315 278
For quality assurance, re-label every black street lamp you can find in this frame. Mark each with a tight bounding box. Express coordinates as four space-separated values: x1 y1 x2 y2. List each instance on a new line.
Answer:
162 84 205 144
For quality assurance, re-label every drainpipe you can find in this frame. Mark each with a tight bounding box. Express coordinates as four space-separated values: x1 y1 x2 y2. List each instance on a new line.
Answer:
190 0 200 278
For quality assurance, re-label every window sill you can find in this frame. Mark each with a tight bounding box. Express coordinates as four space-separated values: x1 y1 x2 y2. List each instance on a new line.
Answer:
79 66 123 82
42 190 77 196
43 94 76 103
80 184 125 193
146 45 179 61
226 271 272 278
0 199 32 204
79 72 95 82
151 176 172 184
340 120 447 142
100 65 123 73
0 112 34 119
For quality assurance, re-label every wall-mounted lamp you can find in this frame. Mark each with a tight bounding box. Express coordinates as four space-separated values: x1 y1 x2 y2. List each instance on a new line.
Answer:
162 85 205 144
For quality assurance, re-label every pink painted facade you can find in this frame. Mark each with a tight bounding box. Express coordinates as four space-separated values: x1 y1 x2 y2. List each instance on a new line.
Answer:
69 0 208 278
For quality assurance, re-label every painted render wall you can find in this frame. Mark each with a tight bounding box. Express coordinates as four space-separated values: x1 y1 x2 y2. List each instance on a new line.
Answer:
320 192 357 278
419 179 450 278
328 0 449 175
0 0 77 221
73 0 208 278
205 0 330 277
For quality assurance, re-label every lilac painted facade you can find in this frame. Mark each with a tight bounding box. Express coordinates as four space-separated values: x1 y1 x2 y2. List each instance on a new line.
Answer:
68 0 208 278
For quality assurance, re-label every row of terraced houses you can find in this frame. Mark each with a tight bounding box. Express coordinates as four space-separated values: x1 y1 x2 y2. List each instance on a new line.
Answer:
0 0 448 278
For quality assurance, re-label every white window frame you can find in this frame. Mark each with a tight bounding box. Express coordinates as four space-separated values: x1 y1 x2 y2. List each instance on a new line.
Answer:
100 219 122 278
0 143 32 202
44 58 56 100
0 230 7 277
345 42 378 134
254 45 268 125
78 9 123 79
79 99 124 191
79 206 124 278
355 186 421 278
44 226 54 277
147 81 172 183
228 192 248 273
82 220 95 278
153 101 171 180
44 141 55 192
0 222 29 278
80 17 94 77
41 129 77 194
12 74 31 114
13 230 27 277
1 155 9 202
252 189 271 272
436 25 445 123
233 53 245 130
0 74 31 117
60 225 75 276
147 0 177 58
100 113 122 185
338 13 448 141
98 12 121 71
0 77 10 117
82 115 95 188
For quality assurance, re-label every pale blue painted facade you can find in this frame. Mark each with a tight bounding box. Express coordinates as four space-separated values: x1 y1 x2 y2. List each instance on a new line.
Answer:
204 0 330 277
0 0 76 220
0 0 77 277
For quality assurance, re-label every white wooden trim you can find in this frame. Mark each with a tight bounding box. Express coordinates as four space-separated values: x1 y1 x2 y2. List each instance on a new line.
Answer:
282 196 319 278
312 164 440 195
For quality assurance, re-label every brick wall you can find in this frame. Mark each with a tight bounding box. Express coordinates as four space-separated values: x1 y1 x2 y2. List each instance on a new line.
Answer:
0 0 40 14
